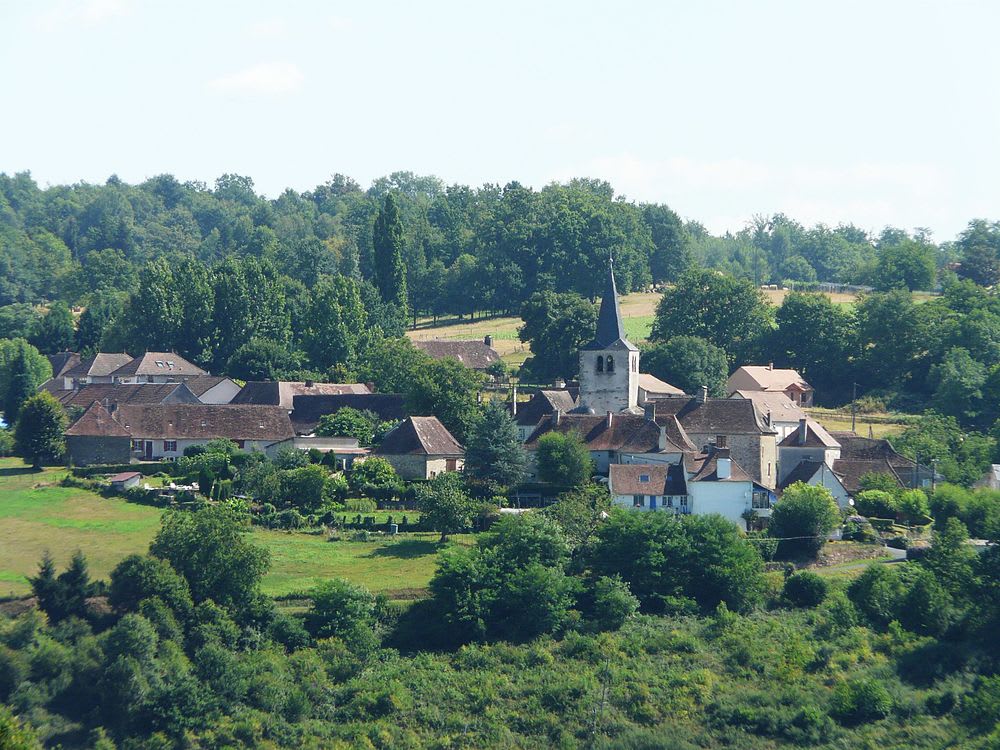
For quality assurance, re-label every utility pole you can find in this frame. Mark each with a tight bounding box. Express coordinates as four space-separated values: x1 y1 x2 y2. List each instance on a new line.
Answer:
850 382 858 433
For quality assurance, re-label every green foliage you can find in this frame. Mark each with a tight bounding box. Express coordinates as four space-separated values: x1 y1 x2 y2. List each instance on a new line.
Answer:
348 456 398 491
831 678 894 724
542 484 612 558
150 506 271 619
304 578 379 655
279 464 330 513
415 472 481 541
589 575 640 630
403 357 483 442
650 268 772 364
0 705 41 750
894 411 994 486
0 338 51 421
29 550 94 623
782 571 828 608
109 554 193 618
372 193 409 315
315 407 375 445
854 489 899 519
226 337 300 381
769 482 841 559
640 335 728 396
873 237 937 291
518 291 597 381
589 511 765 613
14 391 67 467
29 300 75 354
535 431 593 487
463 399 526 487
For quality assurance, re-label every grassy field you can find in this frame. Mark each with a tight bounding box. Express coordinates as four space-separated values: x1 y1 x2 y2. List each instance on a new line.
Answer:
0 458 457 600
406 289 866 367
806 407 910 439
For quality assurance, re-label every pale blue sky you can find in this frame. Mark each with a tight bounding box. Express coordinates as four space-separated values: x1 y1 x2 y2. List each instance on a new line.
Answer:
2 0 997 240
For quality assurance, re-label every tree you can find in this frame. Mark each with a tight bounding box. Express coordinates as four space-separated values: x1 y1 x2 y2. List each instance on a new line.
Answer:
929 347 987 422
348 456 398 492
650 268 772 365
768 482 841 559
14 392 67 467
372 193 408 316
150 506 271 619
463 400 526 488
4 347 39 425
640 336 728 396
109 554 194 618
0 705 41 750
280 464 330 512
353 335 431 394
957 219 1000 287
535 431 593 487
304 579 379 654
226 337 300 381
302 275 367 373
873 238 937 291
642 203 691 283
404 357 483 442
415 472 481 542
30 301 75 354
542 484 612 558
783 571 828 607
588 574 640 630
517 291 597 381
75 291 123 353
315 407 375 445
0 339 51 420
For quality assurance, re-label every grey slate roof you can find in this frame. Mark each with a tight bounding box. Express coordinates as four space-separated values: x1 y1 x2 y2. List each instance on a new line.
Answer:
110 352 207 378
64 353 134 378
47 351 80 378
513 389 579 427
375 416 464 456
412 339 500 369
650 397 775 435
525 413 693 454
290 393 407 435
232 381 371 409
582 260 637 352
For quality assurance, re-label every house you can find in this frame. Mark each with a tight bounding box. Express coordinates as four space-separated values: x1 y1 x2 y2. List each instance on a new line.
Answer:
609 463 688 512
777 418 841 485
232 380 372 409
637 373 686 402
53 382 202 411
413 337 501 371
607 447 773 530
373 416 465 479
727 364 814 407
290 393 407 436
109 471 142 490
512 387 579 441
184 376 242 405
829 432 934 494
779 460 851 508
110 352 208 384
47 351 80 379
975 465 1000 490
524 409 695 475
730 390 805 440
645 393 779 489
64 402 295 465
58 353 134 389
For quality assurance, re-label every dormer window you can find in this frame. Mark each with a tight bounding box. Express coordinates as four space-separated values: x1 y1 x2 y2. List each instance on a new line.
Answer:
596 356 604 372
606 356 614 373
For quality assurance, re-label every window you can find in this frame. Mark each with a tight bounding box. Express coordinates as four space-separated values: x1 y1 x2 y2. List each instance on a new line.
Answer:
597 356 604 372
633 495 645 507
639 474 649 483
752 491 771 509
131 439 142 451
606 356 615 372
163 440 177 452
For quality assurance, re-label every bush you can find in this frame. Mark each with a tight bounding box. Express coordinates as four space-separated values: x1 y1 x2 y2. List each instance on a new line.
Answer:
770 483 841 560
831 678 894 724
855 490 899 519
588 575 639 631
783 571 828 608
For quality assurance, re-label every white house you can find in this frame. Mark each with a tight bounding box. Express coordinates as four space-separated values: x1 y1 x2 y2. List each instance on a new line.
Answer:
777 418 841 485
608 463 689 512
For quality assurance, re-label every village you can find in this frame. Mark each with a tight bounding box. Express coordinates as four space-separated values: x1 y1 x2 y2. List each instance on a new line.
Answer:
48 262 932 540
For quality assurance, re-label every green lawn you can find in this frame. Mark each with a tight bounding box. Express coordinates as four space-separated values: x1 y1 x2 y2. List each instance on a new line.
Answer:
0 458 458 600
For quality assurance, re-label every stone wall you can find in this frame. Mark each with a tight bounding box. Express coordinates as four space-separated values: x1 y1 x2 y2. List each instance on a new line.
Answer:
67 435 132 467
578 350 638 414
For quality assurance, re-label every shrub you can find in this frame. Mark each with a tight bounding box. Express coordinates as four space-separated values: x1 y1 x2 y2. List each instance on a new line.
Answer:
769 483 841 560
588 575 640 631
783 571 828 608
831 678 894 724
855 490 899 519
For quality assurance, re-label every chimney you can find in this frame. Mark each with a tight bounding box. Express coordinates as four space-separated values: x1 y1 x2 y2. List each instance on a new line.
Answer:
484 335 493 347
365 382 376 393
716 434 727 449
798 417 807 446
551 409 562 426
305 379 314 388
717 454 732 480
768 362 774 370
606 411 613 429
697 386 708 403
554 378 566 389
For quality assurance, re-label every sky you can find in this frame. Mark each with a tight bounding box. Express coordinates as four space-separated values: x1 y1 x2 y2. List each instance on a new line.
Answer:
1 0 998 241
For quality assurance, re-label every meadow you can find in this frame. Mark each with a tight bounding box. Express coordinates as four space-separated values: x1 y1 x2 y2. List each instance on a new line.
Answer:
0 458 457 600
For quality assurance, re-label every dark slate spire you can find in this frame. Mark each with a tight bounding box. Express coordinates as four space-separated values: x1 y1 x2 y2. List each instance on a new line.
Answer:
583 257 637 350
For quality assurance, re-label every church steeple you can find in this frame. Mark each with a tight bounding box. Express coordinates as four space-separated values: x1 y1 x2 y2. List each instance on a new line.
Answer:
583 257 637 351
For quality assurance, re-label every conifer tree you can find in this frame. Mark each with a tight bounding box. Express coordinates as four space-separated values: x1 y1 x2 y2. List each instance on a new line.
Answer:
372 192 408 316
14 392 67 468
464 400 526 488
4 348 38 425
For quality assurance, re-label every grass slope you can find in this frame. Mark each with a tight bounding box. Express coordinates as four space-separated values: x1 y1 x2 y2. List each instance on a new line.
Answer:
0 458 454 600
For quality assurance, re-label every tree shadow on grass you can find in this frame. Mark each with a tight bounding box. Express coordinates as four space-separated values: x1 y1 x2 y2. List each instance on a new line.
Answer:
0 466 40 477
367 539 440 559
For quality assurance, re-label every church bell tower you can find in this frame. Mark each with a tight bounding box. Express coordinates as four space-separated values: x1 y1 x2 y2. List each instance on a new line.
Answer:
577 258 639 414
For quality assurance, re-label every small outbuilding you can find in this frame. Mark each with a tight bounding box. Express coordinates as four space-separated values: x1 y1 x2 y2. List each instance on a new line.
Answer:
373 416 465 480
108 471 142 490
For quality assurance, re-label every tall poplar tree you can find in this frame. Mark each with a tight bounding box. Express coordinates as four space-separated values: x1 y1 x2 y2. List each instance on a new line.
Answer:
372 193 408 317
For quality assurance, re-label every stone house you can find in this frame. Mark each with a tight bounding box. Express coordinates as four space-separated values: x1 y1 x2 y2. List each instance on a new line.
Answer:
412 337 501 372
289 393 407 436
726 364 814 407
109 352 208 384
777 418 841 485
373 416 465 480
